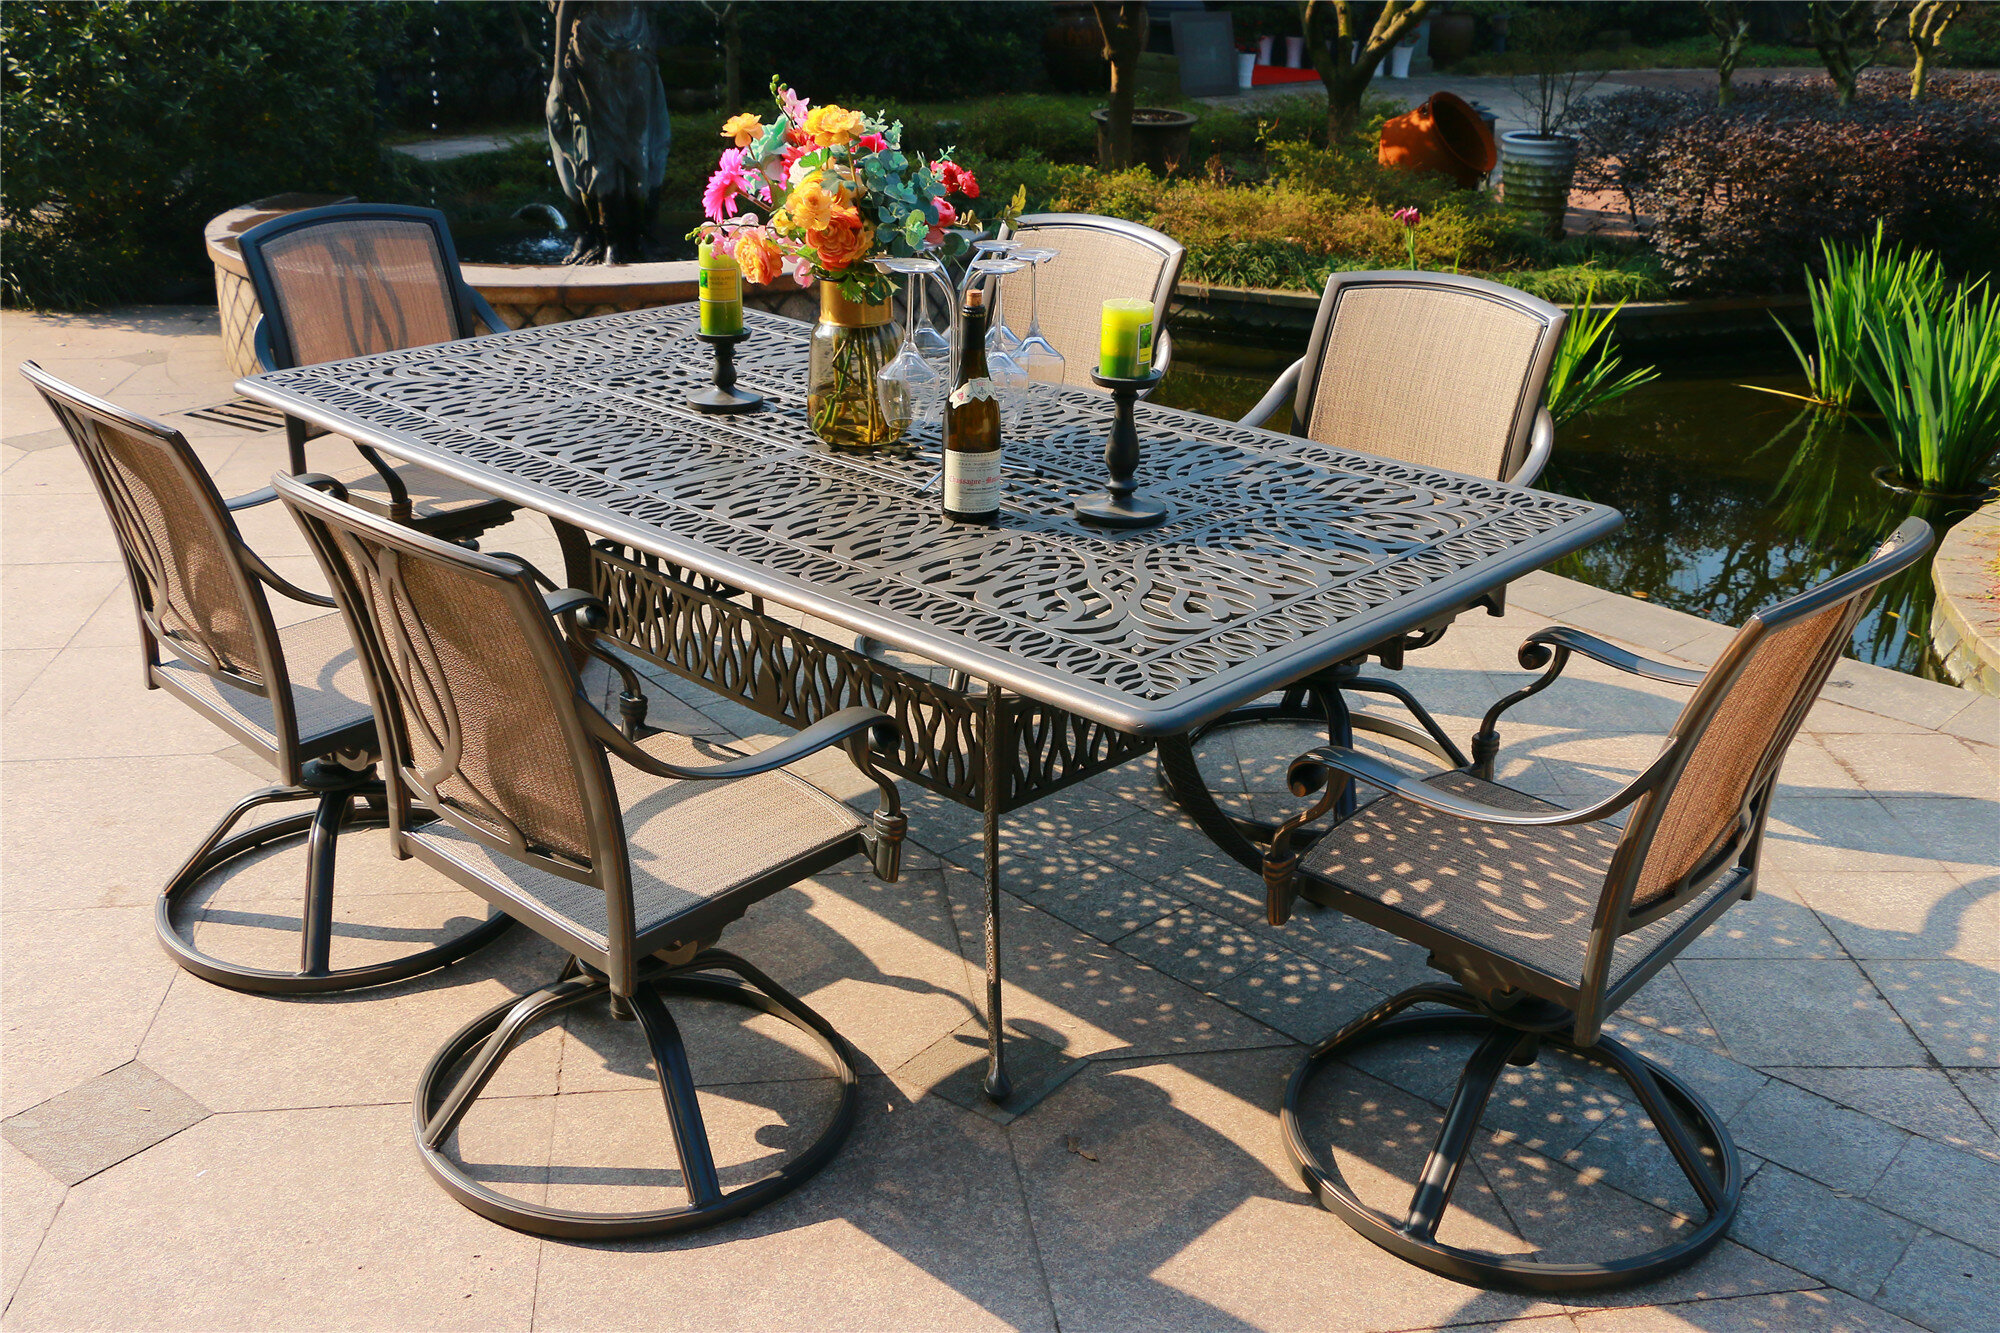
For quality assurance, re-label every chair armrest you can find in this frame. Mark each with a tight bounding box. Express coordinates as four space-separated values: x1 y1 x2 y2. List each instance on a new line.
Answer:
1519 626 1708 687
461 286 511 338
1239 358 1303 431
253 317 279 373
225 485 279 512
1509 405 1554 488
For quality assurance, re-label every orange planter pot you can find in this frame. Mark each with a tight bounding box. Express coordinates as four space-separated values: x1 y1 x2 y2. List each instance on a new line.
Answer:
1377 92 1497 189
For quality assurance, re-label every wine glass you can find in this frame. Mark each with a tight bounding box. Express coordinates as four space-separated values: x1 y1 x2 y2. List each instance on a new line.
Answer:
968 256 1030 428
1009 245 1066 396
968 239 1025 362
872 258 945 435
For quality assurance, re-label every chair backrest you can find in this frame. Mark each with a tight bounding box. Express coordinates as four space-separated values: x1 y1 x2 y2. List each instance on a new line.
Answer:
997 213 1185 390
1292 271 1565 482
275 472 638 956
17 361 299 758
1589 519 1934 975
237 203 481 370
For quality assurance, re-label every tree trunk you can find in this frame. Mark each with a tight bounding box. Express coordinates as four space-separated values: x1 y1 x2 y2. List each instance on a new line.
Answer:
1701 2 1750 106
1906 1 1964 100
1807 0 1883 109
1093 1 1148 170
1304 0 1431 144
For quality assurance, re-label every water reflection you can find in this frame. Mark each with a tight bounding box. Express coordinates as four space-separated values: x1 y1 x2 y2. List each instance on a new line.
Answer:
1155 354 1982 679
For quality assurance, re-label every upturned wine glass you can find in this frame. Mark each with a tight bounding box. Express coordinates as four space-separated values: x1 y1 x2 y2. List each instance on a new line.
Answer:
872 257 945 434
1009 245 1066 395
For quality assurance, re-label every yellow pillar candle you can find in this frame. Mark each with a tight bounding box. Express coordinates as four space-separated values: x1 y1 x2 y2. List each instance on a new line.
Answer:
1098 298 1155 379
698 239 743 336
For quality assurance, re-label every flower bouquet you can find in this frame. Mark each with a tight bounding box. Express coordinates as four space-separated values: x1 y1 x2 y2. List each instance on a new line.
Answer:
693 79 1002 448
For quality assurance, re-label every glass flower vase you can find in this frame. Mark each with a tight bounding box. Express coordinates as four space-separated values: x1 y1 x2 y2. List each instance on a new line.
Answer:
808 285 904 451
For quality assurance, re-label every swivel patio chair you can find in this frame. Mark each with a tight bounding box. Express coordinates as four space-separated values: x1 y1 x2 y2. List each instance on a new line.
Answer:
997 213 1185 392
1259 518 1932 1291
275 472 909 1239
1169 272 1570 840
17 362 513 993
234 202 516 540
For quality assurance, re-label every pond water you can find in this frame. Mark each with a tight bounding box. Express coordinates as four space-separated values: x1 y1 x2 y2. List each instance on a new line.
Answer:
1154 339 1979 681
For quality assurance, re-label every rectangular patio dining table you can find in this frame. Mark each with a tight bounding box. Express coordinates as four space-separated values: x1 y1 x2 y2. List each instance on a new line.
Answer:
238 303 1621 1108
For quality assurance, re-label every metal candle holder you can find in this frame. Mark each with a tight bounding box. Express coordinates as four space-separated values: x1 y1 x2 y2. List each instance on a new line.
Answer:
1074 365 1169 529
685 329 763 415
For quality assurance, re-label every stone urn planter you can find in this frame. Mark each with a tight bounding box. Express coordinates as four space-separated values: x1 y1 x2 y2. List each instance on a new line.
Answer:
1500 131 1579 240
1092 107 1197 176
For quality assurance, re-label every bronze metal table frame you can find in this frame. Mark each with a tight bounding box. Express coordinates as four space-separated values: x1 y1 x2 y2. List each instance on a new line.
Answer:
238 306 1621 1109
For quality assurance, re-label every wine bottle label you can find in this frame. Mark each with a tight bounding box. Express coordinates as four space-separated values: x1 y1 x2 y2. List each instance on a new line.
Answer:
944 449 1003 513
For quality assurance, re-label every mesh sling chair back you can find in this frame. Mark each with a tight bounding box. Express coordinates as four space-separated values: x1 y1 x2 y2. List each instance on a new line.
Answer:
997 213 1185 392
274 472 909 1238
1168 273 1571 847
234 202 516 537
1259 518 1934 1291
16 361 511 993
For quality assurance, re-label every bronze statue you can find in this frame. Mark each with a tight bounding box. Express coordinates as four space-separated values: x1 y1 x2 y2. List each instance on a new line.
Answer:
546 0 671 264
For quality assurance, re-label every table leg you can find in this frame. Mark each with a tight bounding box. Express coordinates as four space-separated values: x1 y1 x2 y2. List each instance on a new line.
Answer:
981 680 1011 1101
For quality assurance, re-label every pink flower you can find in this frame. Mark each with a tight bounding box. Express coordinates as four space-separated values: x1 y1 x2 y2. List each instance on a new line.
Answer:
857 132 888 154
1393 206 1421 228
703 148 747 223
789 255 816 288
779 86 811 129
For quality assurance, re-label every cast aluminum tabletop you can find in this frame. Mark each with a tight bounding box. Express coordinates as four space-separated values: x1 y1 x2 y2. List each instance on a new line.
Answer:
239 302 1621 1108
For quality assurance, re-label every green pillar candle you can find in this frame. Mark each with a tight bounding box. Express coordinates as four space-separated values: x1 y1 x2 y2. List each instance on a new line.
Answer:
698 240 744 336
1098 298 1155 379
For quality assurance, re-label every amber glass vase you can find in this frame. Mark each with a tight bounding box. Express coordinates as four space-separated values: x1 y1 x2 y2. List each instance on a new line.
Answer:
807 285 903 451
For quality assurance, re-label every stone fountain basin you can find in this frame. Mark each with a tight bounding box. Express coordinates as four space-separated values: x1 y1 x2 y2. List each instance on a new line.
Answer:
206 195 810 376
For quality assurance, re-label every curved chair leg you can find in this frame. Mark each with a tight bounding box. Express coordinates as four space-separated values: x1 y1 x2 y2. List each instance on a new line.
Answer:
1280 985 1743 1293
157 776 512 995
415 955 860 1240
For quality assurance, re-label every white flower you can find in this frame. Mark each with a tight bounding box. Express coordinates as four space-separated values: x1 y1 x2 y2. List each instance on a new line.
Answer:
948 378 1000 407
787 158 817 188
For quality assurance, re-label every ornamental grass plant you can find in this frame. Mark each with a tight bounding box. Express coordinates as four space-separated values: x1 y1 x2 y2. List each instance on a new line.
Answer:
1543 286 1660 427
1773 223 1946 410
1851 279 2000 494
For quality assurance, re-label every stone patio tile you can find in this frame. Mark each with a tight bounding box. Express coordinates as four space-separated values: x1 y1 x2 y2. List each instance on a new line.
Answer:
2 645 235 760
0 754 267 912
1209 951 1390 1045
0 906 178 1119
1020 1050 1569 1331
1603 966 1732 1058
1 649 56 712
1119 905 1291 994
1866 1135 2000 1256
937 871 1287 1063
1873 797 2000 883
1953 1068 1998 1132
1788 869 1996 963
1677 876 1845 961
1857 959 1999 1067
1019 858 1192 945
1768 1066 1999 1163
139 921 568 1113
1726 1078 1910 1195
1756 798 1941 878
1820 732 1999 801
1558 594 1724 658
1875 1229 2000 1333
0 491 121 566
1505 571 1608 620
1804 697 1934 736
1 1141 65 1307
1568 1289 1922 1332
2 1102 543 1332
925 783 1166 883
1727 1161 1919 1296
530 1082 1057 1333
1673 959 1929 1068
1821 660 1982 731
1766 734 1873 802
1592 1030 1772 1127
2 1061 209 1186
1939 693 1999 747
0 562 125 651
0 442 106 496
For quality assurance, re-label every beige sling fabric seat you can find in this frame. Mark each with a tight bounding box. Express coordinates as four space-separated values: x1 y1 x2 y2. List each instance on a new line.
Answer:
1262 519 1934 1293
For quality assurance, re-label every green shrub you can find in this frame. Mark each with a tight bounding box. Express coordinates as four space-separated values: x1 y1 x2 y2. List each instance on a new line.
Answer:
2 1 388 308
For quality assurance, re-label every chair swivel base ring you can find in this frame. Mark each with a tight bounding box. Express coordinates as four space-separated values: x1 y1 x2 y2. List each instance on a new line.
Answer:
1281 992 1742 1293
157 783 513 995
414 951 859 1240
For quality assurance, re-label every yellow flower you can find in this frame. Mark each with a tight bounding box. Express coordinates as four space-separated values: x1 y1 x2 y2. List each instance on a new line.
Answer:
786 180 835 232
735 231 782 285
720 113 764 148
804 104 865 148
808 211 873 271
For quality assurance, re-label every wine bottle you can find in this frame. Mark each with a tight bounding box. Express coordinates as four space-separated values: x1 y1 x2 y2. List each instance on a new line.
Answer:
943 286 1002 525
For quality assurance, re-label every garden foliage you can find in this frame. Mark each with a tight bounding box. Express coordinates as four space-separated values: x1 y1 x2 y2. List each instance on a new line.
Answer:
2 1 388 307
1572 72 2000 294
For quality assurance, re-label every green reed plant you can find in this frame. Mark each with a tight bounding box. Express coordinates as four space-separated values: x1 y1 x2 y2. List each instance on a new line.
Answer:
1544 286 1661 427
1766 222 1946 410
1851 278 2000 493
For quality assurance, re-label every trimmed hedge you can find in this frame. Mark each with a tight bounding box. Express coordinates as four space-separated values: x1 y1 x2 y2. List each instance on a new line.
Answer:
1572 72 2000 294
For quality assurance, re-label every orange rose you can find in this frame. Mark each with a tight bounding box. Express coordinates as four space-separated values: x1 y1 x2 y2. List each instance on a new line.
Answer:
808 210 873 271
785 179 835 232
804 104 864 148
720 113 764 148
734 231 782 286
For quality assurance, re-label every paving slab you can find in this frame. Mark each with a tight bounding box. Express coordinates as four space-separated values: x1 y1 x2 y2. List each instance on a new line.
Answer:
1857 958 1999 1067
1727 1078 1910 1196
1673 958 1930 1068
1727 1161 1919 1297
0 1141 65 1307
1787 868 1998 964
1875 1229 2000 1333
1569 1287 1924 1331
1865 1136 2000 1256
1766 1064 1998 1164
1 1061 208 1186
